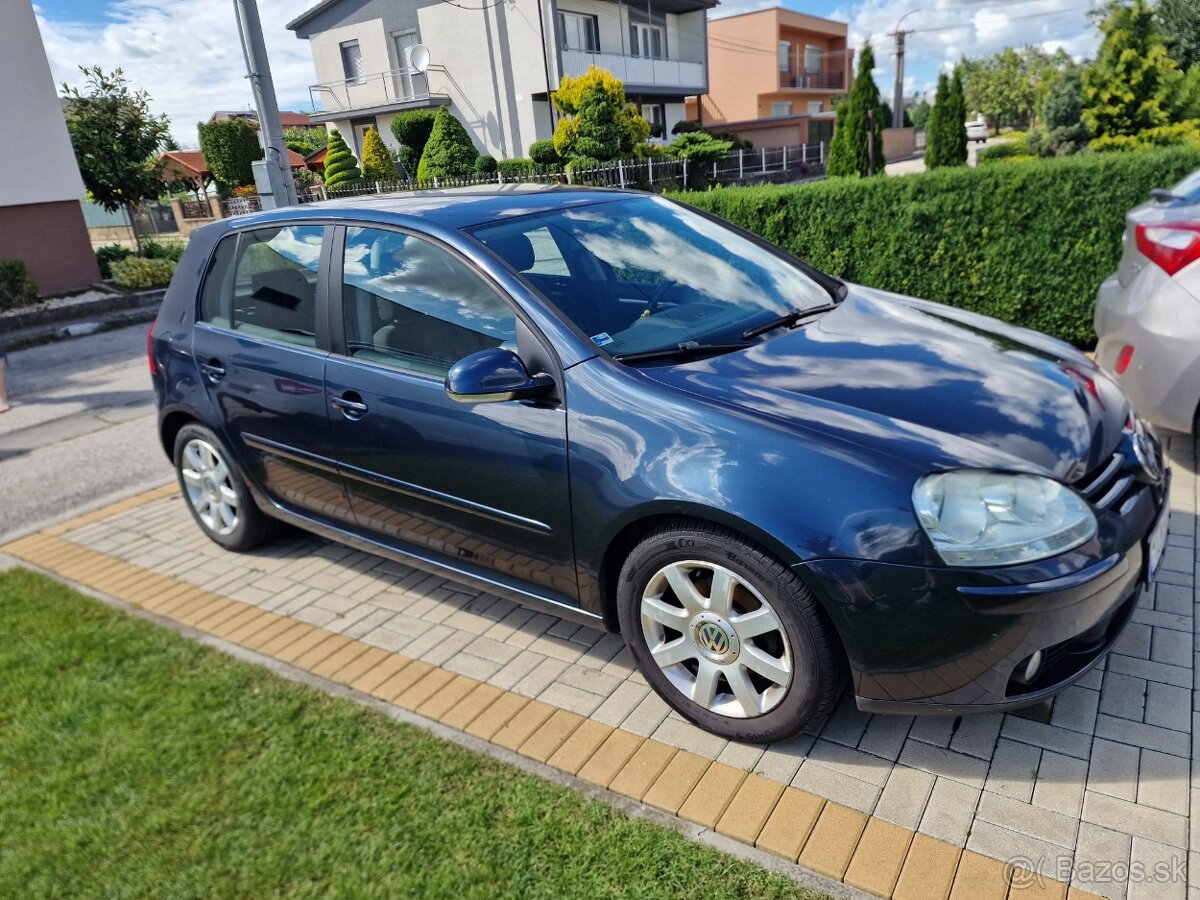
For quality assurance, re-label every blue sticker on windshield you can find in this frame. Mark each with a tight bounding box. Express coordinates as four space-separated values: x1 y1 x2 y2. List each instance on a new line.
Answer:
591 332 614 346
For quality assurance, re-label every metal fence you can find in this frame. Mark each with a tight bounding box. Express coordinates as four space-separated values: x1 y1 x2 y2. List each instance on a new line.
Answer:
219 143 827 216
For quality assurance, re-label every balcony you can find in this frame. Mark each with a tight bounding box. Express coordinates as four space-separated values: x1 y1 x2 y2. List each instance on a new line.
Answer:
779 70 845 91
308 68 433 116
561 49 705 92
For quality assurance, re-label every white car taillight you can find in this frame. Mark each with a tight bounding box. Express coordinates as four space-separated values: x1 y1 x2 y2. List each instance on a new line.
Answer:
1135 221 1200 277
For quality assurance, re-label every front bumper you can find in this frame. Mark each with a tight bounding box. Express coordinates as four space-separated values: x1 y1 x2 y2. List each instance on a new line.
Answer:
801 473 1168 716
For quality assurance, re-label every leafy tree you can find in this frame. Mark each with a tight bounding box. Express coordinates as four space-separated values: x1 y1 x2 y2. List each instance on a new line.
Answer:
909 99 932 131
552 66 649 161
359 127 396 182
1084 0 1186 138
962 48 1037 132
284 126 326 157
879 102 912 128
826 42 886 177
390 109 439 177
197 118 264 194
1157 0 1200 71
61 66 171 253
323 128 362 190
926 70 968 168
1027 71 1091 156
417 108 478 180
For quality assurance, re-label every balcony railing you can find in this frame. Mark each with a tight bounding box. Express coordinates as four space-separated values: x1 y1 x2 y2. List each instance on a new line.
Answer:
561 49 705 91
308 68 430 114
779 70 845 90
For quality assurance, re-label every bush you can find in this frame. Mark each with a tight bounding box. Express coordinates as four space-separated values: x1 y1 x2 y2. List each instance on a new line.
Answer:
390 109 439 177
976 141 1033 164
417 108 479 180
323 129 363 191
359 127 397 182
672 119 704 135
670 146 1200 346
0 259 38 311
95 243 133 279
1090 120 1200 153
109 256 176 290
528 139 560 166
140 238 186 262
497 158 534 180
634 142 667 158
665 132 733 161
474 154 498 175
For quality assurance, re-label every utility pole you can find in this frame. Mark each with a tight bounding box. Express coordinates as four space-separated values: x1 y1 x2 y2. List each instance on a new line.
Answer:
233 0 297 207
889 9 918 129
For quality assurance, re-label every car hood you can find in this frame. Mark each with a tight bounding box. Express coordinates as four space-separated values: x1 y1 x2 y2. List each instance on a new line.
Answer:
642 287 1129 480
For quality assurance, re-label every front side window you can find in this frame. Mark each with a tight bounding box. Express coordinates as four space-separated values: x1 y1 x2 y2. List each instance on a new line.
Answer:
341 226 516 377
199 224 324 347
471 196 831 358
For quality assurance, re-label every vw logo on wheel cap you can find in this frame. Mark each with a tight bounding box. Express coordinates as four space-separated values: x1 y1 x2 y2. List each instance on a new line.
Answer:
697 622 730 655
691 613 739 662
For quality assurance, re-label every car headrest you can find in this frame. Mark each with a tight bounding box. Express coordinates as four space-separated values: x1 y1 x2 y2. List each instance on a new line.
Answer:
484 232 535 273
251 268 310 309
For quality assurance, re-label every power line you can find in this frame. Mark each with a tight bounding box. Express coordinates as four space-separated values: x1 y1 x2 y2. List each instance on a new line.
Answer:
905 3 1096 35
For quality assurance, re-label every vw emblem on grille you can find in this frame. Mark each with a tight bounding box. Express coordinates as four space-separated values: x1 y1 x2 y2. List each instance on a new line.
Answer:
697 622 730 655
1132 424 1163 483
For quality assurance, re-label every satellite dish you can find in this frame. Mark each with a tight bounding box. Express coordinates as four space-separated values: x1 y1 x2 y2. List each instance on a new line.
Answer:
410 44 430 73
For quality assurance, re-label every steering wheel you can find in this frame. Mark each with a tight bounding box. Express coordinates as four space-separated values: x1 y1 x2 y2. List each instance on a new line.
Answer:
644 279 679 316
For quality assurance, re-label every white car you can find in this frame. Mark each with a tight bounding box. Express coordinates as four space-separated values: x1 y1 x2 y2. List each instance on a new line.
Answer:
966 121 988 143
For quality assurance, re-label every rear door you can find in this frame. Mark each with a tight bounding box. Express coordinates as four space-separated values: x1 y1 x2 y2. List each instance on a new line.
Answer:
192 222 353 524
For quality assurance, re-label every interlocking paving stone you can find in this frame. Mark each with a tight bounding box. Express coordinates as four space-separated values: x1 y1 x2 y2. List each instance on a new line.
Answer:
576 728 644 788
678 762 746 828
919 777 981 846
714 774 785 845
893 833 961 900
1082 791 1189 849
843 817 913 897
607 740 677 801
755 787 825 861
798 801 868 880
642 751 711 815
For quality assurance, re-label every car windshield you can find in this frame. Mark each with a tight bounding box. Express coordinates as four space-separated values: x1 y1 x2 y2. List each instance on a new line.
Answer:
469 196 834 358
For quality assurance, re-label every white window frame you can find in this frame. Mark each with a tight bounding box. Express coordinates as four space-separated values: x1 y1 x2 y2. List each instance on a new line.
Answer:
340 40 363 82
630 22 665 59
807 100 823 114
559 11 600 52
770 101 792 117
804 44 822 73
778 40 791 71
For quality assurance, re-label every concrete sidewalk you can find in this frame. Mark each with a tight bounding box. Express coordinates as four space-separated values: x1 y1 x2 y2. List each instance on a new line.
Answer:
3 430 1196 900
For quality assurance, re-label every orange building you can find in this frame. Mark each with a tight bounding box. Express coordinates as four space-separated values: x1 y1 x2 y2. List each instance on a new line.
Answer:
687 7 852 146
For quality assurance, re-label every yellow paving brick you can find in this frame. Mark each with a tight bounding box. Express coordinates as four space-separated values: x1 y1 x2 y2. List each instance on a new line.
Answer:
194 598 253 632
211 606 273 642
576 729 644 788
678 762 747 829
1066 887 1107 900
490 700 557 752
120 574 183 606
134 580 195 612
328 646 390 684
310 641 373 680
354 655 420 695
157 587 211 617
798 801 869 880
545 718 613 775
516 708 585 762
1009 871 1067 900
230 612 293 648
755 787 825 861
715 774 785 845
250 620 313 655
106 568 162 598
893 833 961 900
843 817 914 898
0 533 56 557
608 741 677 801
464 691 531 741
274 627 340 664
93 565 152 595
642 751 711 815
441 683 506 731
415 674 481 720
390 666 458 708
292 634 354 670
59 554 127 585
949 850 1009 900
173 595 234 627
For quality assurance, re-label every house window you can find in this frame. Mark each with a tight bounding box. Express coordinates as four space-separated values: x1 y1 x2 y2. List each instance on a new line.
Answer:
804 45 822 72
559 11 599 52
340 40 363 81
643 103 666 138
807 100 823 114
770 101 792 117
630 22 665 59
778 40 790 71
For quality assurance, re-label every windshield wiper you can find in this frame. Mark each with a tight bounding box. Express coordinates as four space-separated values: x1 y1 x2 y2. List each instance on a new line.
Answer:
613 341 750 364
741 302 841 340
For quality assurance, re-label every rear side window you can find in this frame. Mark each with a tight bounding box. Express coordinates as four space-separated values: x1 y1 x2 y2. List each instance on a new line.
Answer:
199 225 325 347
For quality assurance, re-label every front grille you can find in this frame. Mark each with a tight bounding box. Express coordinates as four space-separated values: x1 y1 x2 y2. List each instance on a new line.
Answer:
1072 451 1138 512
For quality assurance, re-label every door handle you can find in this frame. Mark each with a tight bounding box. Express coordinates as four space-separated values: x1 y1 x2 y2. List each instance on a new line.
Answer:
332 392 368 419
200 360 225 383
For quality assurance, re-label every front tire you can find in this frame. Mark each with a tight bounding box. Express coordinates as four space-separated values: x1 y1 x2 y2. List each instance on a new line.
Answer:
174 423 275 552
616 522 844 743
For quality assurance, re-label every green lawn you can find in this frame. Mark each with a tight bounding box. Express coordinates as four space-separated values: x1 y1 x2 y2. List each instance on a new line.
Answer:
0 568 822 899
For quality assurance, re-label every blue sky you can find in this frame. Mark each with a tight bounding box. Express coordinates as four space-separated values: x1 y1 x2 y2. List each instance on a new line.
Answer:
34 0 1104 147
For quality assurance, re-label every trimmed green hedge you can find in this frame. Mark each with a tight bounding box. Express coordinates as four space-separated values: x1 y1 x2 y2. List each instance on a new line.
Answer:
109 257 176 290
672 147 1200 345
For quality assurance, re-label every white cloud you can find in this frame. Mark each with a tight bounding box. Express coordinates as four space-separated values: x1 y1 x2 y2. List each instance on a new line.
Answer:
35 0 317 148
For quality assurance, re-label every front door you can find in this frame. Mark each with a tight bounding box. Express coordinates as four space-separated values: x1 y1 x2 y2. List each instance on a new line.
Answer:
324 225 578 601
192 223 352 524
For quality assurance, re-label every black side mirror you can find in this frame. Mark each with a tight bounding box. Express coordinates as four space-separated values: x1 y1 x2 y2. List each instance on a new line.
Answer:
444 348 555 404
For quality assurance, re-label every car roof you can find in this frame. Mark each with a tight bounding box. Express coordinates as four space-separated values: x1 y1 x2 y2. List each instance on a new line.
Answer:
233 184 641 232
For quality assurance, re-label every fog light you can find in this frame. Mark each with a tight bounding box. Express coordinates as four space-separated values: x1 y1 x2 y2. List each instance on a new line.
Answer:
1020 650 1043 684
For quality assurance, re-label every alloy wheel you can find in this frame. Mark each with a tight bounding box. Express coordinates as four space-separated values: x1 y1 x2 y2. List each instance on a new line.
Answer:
180 438 239 537
639 560 793 718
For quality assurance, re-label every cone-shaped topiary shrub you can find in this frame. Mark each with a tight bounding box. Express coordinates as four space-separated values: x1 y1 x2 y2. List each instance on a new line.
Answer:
359 127 396 182
323 128 363 190
416 108 479 181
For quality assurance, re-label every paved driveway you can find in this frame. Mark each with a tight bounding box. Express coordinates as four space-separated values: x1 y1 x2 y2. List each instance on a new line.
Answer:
3 431 1195 900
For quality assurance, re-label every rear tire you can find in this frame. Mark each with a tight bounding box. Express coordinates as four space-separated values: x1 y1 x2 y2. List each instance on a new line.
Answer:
173 423 276 552
616 521 845 743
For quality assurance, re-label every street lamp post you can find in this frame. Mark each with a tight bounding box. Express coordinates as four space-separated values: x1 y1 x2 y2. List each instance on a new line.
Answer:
233 0 297 207
890 9 919 129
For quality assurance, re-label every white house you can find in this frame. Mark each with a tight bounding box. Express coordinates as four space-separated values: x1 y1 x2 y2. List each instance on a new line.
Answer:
1 1 99 294
286 0 715 162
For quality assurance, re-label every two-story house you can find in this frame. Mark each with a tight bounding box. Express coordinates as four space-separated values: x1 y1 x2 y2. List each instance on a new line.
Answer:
688 7 851 147
286 0 715 163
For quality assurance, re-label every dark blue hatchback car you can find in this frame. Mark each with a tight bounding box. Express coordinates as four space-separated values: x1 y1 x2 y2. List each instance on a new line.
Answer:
151 185 1170 741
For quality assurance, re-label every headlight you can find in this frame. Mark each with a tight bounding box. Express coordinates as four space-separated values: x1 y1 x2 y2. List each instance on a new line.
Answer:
912 470 1097 567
